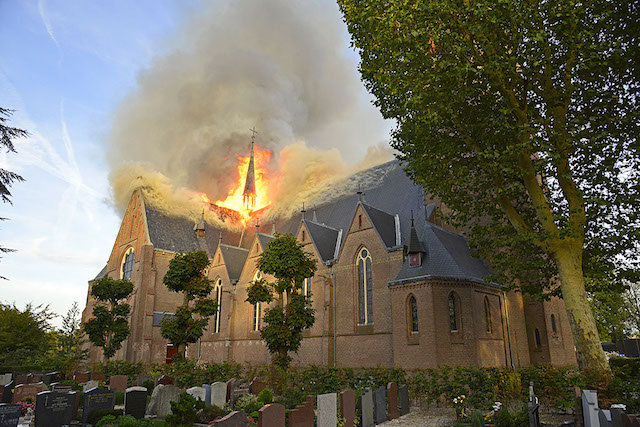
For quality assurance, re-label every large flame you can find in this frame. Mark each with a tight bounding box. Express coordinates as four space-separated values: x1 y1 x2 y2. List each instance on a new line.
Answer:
206 145 272 222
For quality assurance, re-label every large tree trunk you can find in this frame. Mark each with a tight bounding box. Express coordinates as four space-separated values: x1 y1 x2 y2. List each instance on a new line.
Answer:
177 343 187 359
552 241 611 375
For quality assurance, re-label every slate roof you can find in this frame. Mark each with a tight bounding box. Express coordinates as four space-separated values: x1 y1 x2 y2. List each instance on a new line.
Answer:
407 221 425 254
219 244 249 282
389 222 497 287
256 233 275 250
361 202 398 249
302 219 340 263
93 265 107 281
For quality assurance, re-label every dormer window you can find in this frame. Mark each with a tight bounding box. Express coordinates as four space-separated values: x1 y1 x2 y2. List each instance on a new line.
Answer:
409 253 421 267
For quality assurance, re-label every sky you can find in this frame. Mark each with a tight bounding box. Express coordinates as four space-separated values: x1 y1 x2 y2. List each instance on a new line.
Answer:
0 0 388 327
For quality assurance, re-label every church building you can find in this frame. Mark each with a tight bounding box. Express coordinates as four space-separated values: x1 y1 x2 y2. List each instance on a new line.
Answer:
81 142 577 369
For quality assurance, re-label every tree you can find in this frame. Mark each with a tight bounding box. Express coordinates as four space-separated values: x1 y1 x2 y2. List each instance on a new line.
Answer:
0 303 55 367
160 250 217 359
0 108 28 279
82 276 134 359
338 0 640 375
51 302 89 374
246 233 317 368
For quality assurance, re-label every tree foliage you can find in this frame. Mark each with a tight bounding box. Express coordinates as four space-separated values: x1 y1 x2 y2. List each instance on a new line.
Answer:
246 233 317 368
160 250 216 359
82 276 134 359
0 108 28 279
49 302 89 374
0 303 55 367
338 0 640 374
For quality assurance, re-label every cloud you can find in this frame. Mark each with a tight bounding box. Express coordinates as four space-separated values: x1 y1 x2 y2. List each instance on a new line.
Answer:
38 0 60 48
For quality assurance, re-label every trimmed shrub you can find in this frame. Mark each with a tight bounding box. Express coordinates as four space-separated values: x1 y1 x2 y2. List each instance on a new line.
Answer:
257 388 273 405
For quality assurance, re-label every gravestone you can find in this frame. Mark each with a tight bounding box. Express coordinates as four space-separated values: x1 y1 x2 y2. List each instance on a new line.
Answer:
340 389 355 427
225 378 235 401
317 392 337 427
0 384 12 405
187 386 206 402
387 382 399 420
41 372 62 386
1 382 13 404
259 403 285 427
611 406 625 427
145 384 181 419
91 372 106 382
359 390 374 427
398 385 409 416
50 383 72 393
288 395 314 427
137 374 152 387
125 386 147 419
27 373 43 384
14 375 27 386
35 391 75 427
212 410 248 426
600 409 613 427
72 372 89 383
0 389 3 403
13 382 48 403
582 390 600 427
373 386 387 424
202 384 211 406
211 382 227 408
230 379 250 408
0 403 21 427
250 378 266 396
109 375 128 392
82 387 115 423
0 375 11 386
156 375 174 386
622 415 640 427
83 380 99 392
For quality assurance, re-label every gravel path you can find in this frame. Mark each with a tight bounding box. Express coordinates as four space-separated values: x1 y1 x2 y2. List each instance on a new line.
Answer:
380 407 458 426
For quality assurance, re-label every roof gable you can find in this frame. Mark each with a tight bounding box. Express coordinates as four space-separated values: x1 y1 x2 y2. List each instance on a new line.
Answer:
300 219 340 263
218 244 249 282
360 202 399 249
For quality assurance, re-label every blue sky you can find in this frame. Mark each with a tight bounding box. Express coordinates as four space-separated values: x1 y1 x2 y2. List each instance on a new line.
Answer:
0 1 203 324
0 0 386 326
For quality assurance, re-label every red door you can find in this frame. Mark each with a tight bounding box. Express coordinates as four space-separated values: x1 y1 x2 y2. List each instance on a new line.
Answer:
166 344 178 364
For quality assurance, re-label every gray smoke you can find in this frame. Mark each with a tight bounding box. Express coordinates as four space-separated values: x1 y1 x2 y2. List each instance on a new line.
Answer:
107 0 391 218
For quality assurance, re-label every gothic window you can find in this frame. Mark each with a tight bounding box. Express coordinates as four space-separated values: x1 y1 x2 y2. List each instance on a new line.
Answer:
121 247 134 280
357 248 373 325
484 296 492 333
252 271 263 331
358 215 362 228
213 279 222 334
551 314 557 334
534 328 542 348
303 277 311 298
302 230 305 242
448 292 459 332
408 295 418 333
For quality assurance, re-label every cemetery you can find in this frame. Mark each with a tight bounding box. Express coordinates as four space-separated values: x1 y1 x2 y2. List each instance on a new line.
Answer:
0 358 638 426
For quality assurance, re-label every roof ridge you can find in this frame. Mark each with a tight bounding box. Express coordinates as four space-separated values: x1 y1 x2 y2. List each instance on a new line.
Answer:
220 243 249 252
303 219 339 232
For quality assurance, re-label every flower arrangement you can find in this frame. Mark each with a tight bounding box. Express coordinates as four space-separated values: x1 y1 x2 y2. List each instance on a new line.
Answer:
17 402 35 416
452 394 467 410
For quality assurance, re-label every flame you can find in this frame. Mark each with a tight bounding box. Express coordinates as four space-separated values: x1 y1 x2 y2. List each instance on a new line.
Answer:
210 145 272 222
200 193 210 204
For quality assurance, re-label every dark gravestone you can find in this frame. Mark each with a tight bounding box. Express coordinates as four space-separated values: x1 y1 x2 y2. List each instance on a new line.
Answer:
50 383 72 393
35 391 75 427
611 407 625 427
225 378 236 401
398 385 409 416
387 382 399 420
258 403 285 427
124 387 147 419
82 387 115 423
622 415 640 427
289 395 314 427
156 375 174 386
0 403 21 427
250 378 266 396
91 372 106 382
230 379 250 409
42 373 56 386
340 389 355 427
373 386 387 424
359 390 374 427
600 410 613 427
212 410 248 426
1 382 13 404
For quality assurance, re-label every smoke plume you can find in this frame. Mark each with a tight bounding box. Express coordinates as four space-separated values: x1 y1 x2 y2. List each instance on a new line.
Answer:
108 0 392 224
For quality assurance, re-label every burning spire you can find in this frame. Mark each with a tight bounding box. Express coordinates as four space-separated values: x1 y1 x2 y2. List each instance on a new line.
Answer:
243 127 258 211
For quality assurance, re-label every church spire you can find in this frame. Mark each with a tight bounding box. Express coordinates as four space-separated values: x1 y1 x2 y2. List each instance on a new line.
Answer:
243 127 257 211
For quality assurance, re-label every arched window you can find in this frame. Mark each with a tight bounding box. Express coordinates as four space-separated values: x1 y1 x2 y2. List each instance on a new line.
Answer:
121 247 135 279
357 248 373 325
252 271 263 331
448 293 459 332
484 296 492 333
534 328 542 348
408 295 418 333
213 279 222 334
303 277 311 298
551 314 557 334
